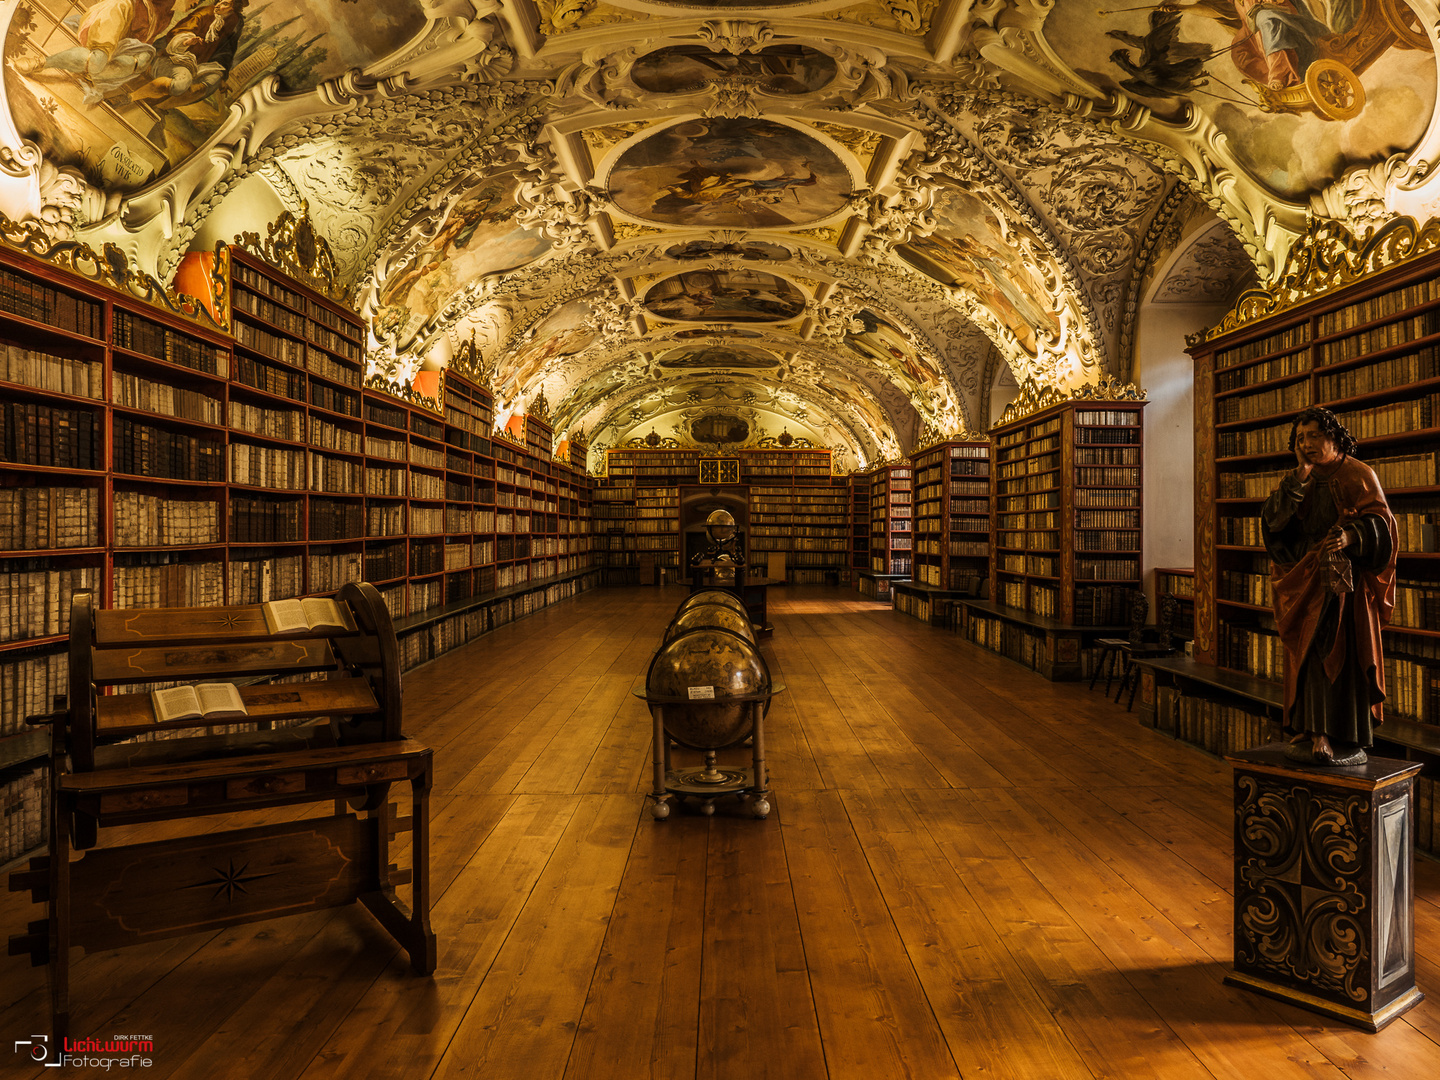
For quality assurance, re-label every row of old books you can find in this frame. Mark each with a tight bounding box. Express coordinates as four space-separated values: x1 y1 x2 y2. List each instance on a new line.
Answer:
308 550 364 593
1215 348 1310 392
1389 582 1440 633
310 452 363 493
228 399 303 442
1076 557 1139 580
1153 686 1281 757
1076 466 1140 486
226 553 303 605
0 265 101 336
1074 585 1131 626
1335 394 1440 440
116 370 222 425
232 283 305 334
1215 323 1309 369
1077 509 1141 529
1318 312 1440 366
1221 623 1282 680
113 491 219 547
1076 446 1139 465
0 765 47 865
235 317 305 368
0 648 65 737
1076 532 1141 552
1220 569 1274 608
0 485 99 549
311 498 365 540
364 543 408 582
114 310 227 377
1317 277 1440 336
308 381 361 417
1076 429 1140 446
235 353 305 400
308 416 361 453
410 506 444 533
112 557 223 608
1368 450 1440 491
0 565 100 642
230 495 303 544
409 442 444 469
115 419 224 481
1314 347 1438 401
1383 656 1437 721
0 344 102 399
1218 515 1262 546
1 400 101 469
229 441 305 489
1217 381 1308 424
411 542 444 576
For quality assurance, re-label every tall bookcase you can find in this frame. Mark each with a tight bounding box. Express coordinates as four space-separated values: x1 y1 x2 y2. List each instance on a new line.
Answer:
868 463 913 576
849 472 871 579
909 439 991 592
1192 247 1440 725
989 400 1145 625
0 244 597 867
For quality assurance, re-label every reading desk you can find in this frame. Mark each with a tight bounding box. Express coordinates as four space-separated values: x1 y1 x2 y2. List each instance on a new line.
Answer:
7 581 436 1039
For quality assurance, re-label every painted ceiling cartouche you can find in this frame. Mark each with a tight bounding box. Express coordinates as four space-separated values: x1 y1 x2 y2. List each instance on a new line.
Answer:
1 1 1436 470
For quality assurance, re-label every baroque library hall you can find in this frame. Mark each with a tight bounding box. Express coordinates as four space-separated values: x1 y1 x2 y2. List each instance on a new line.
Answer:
4 2 1440 1077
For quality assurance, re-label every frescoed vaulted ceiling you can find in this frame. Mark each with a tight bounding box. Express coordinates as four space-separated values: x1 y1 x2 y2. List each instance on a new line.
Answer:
1 1 1436 470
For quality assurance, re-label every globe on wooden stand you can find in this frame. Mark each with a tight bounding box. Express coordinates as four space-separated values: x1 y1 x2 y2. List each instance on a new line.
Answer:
640 619 781 820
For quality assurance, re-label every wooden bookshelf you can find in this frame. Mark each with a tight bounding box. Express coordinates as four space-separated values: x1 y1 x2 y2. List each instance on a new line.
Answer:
909 439 991 592
599 447 842 581
848 473 870 579
868 463 913 577
0 245 597 867
1190 249 1440 756
989 399 1145 626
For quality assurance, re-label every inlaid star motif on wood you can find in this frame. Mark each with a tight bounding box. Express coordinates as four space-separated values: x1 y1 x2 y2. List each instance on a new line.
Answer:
186 859 276 903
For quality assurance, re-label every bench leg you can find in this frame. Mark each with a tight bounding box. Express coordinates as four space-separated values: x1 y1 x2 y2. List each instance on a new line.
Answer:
50 793 71 1043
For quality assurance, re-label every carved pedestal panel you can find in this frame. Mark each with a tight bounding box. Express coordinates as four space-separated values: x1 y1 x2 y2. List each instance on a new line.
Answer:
1226 746 1424 1030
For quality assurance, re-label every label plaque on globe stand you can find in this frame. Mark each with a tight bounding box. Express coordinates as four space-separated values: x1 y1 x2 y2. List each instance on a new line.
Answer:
1225 746 1424 1031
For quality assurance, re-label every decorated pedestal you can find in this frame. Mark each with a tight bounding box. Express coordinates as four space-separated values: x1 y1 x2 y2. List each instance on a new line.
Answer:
1225 745 1424 1031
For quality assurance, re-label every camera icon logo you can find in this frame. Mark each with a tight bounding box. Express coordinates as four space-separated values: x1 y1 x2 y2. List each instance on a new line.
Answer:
13 1035 59 1064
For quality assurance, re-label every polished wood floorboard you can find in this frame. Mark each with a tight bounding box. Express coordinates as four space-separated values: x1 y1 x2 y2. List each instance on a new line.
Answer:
3 584 1439 1078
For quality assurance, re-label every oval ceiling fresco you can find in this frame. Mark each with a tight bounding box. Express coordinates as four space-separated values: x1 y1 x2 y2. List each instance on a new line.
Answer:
608 118 852 228
631 44 836 95
657 345 782 369
664 239 793 262
643 270 807 323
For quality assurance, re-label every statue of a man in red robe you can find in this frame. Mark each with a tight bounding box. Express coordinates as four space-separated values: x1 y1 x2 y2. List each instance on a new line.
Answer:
1262 407 1397 765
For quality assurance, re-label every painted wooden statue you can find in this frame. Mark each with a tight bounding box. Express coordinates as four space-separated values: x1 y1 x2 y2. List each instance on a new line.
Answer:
1261 407 1398 765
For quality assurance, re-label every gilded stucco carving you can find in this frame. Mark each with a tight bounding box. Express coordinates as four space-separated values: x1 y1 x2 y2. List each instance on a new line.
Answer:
2 0 1437 460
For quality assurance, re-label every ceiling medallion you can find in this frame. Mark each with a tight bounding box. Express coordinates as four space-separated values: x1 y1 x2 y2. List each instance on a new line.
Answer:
235 206 342 303
1200 213 1440 343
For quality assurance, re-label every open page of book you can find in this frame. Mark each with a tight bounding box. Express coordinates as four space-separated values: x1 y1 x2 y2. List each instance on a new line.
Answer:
300 597 354 632
262 598 308 635
195 682 246 719
152 685 202 723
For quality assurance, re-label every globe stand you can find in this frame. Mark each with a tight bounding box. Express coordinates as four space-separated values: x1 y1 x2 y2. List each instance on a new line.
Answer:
637 690 782 820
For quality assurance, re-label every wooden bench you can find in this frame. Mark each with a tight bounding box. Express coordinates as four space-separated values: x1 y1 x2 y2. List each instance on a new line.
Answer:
7 581 436 1038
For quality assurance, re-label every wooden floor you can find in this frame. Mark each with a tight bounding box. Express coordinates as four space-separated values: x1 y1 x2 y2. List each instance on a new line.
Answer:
3 585 1439 1079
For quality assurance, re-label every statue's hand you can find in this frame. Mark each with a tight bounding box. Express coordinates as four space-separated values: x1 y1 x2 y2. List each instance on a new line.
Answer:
1294 444 1313 482
1324 526 1352 554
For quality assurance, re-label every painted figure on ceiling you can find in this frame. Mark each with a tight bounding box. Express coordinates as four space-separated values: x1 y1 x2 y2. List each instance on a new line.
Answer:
13 0 178 104
1165 0 1358 90
123 0 247 113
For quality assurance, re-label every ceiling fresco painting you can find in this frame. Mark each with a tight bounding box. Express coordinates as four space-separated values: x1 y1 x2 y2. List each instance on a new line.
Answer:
3 0 426 191
657 346 782 369
606 118 854 229
2 1 1439 472
643 270 807 323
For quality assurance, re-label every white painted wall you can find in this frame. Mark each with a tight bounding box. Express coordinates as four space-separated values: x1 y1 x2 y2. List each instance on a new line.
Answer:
1132 298 1229 615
